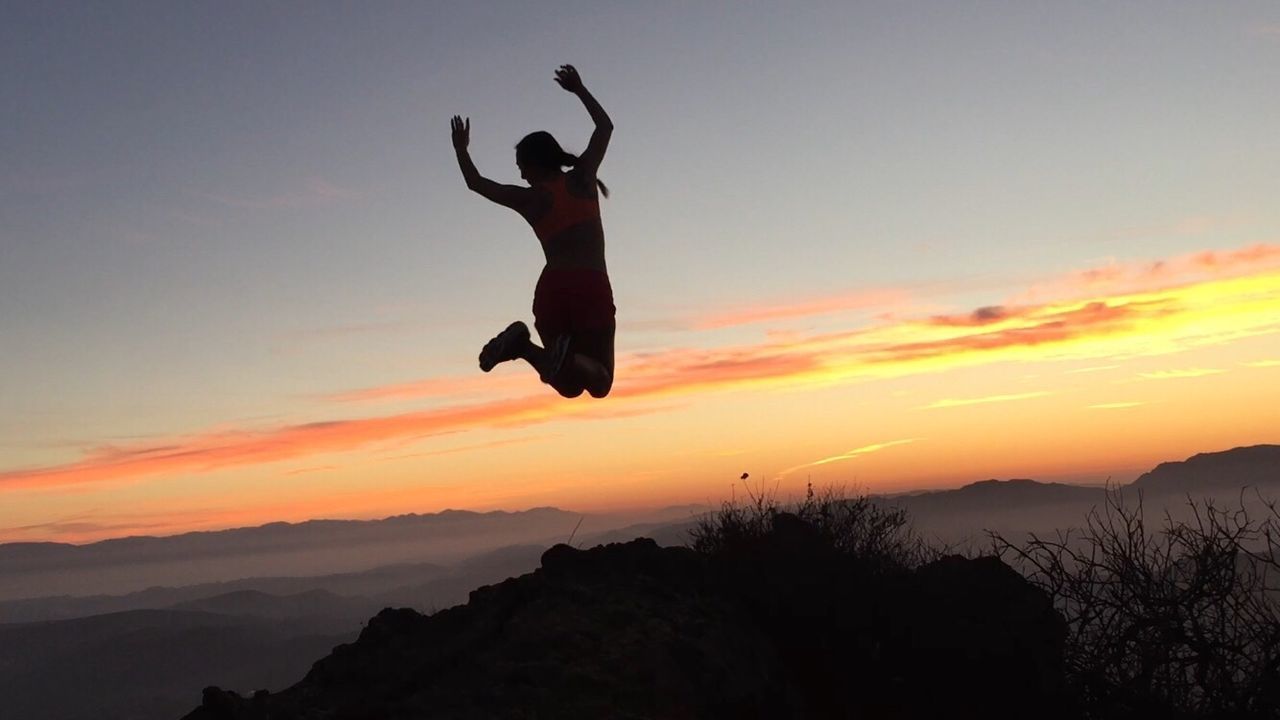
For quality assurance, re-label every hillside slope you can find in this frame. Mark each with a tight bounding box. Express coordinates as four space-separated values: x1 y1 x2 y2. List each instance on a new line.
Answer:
185 520 1071 720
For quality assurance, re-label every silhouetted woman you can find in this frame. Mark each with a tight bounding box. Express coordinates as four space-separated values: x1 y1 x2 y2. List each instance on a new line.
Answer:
451 64 614 398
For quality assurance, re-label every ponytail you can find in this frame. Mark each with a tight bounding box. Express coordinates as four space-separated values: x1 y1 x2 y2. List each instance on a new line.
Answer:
517 131 609 198
561 151 610 198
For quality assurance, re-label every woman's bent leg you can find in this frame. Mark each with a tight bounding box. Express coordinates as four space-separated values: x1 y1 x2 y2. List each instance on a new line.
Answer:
566 326 615 398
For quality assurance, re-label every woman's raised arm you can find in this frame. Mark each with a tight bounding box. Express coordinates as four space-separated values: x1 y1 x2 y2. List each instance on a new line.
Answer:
555 65 612 177
451 115 532 212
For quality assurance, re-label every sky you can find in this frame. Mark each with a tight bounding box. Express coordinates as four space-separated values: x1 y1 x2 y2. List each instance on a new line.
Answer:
2 2 1279 544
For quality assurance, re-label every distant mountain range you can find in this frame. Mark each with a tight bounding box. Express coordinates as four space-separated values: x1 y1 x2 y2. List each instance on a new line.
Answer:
4 446 1277 604
1131 444 1280 492
174 445 1279 720
0 505 705 601
169 589 373 621
0 444 1275 720
0 545 554 720
0 608 355 720
0 508 579 599
5 443 1273 626
882 445 1278 544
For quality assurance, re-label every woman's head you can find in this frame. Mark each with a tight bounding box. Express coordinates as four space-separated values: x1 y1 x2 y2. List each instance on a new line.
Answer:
515 131 572 178
516 131 609 197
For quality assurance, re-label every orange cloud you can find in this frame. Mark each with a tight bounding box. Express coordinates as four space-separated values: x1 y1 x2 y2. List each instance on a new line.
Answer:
695 288 909 329
926 305 1011 327
284 465 338 476
375 434 553 463
681 244 1279 335
876 300 1168 365
615 349 823 398
0 394 567 491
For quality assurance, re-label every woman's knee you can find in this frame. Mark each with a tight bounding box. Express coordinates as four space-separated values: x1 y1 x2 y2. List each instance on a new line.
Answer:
553 382 585 398
587 376 613 399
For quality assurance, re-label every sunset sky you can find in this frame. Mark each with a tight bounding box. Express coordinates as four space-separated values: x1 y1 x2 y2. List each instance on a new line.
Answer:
3 3 1279 543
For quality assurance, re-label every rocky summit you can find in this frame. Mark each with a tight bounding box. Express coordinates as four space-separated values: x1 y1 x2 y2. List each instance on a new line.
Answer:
185 516 1071 719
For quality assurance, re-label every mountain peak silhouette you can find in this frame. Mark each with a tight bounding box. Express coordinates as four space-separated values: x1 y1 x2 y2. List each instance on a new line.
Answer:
184 526 1071 719
1131 444 1280 492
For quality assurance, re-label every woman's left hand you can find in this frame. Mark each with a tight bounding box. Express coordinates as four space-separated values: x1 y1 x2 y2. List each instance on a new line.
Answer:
554 64 585 94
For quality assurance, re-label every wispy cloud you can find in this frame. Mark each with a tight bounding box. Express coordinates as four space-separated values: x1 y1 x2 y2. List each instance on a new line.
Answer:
922 391 1052 410
1066 364 1122 374
377 434 553 462
1017 243 1280 304
1138 368 1224 380
1089 402 1144 410
1 518 180 539
0 168 100 196
694 288 910 330
1248 24 1280 39
325 373 531 403
284 465 338 476
0 505 243 543
881 300 1168 365
1112 214 1224 241
778 439 920 478
1243 359 1280 368
203 177 361 210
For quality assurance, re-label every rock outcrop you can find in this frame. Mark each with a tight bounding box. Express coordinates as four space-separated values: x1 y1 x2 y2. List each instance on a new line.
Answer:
184 516 1072 719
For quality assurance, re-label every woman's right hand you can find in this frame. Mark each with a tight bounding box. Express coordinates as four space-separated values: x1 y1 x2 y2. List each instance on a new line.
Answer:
451 115 470 151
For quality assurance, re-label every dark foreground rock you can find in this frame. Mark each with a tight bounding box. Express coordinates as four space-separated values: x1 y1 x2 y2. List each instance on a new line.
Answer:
184 518 1072 719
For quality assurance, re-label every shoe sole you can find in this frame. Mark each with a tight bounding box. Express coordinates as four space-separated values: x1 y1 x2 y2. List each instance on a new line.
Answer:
479 322 530 372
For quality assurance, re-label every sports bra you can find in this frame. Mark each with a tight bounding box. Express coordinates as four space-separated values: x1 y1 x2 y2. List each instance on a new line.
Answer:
528 173 600 242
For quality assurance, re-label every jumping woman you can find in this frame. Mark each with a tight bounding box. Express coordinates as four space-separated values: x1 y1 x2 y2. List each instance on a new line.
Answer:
451 64 615 399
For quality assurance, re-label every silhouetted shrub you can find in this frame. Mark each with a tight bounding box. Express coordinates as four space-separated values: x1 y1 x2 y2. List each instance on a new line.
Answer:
689 482 931 571
683 481 1073 719
993 490 1280 719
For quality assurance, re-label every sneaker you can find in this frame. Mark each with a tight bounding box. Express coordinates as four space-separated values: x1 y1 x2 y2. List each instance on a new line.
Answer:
479 321 530 372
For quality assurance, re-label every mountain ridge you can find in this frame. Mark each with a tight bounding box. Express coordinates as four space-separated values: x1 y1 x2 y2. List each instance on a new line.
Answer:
184 532 1072 720
0 506 572 553
1131 444 1280 492
9 445 1275 558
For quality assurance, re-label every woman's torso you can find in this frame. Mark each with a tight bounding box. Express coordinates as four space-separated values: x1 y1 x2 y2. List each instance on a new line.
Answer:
522 171 607 273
